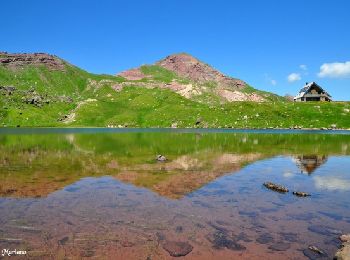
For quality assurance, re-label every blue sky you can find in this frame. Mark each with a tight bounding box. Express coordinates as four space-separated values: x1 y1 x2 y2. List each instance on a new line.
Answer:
1 0 350 100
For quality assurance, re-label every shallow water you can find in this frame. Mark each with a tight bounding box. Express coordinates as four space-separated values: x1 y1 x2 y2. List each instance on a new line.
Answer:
0 129 350 259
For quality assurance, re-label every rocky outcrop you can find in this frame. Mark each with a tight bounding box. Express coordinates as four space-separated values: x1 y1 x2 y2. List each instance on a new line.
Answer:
118 68 147 80
217 89 264 102
156 53 246 89
0 52 65 71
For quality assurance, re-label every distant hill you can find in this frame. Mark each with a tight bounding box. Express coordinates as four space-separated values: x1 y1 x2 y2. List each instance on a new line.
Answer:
118 53 283 103
0 51 349 128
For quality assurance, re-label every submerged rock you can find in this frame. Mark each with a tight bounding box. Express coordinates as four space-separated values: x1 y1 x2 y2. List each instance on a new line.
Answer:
279 232 298 242
263 182 289 193
293 191 311 197
237 232 253 243
308 245 325 255
303 248 327 260
162 241 193 257
318 211 343 221
308 225 342 236
156 232 165 242
256 233 274 244
268 242 290 251
207 230 246 251
175 226 183 233
239 210 258 217
58 236 69 245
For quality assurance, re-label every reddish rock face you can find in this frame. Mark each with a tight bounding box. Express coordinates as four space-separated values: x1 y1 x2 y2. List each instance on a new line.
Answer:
118 68 146 80
0 52 65 71
156 53 246 89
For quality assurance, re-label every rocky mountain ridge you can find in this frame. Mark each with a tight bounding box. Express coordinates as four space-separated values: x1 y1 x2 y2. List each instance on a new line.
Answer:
0 52 66 71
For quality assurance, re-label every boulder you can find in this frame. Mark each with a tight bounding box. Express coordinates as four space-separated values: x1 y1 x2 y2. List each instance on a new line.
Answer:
195 117 202 125
156 155 167 162
335 234 350 260
0 85 16 95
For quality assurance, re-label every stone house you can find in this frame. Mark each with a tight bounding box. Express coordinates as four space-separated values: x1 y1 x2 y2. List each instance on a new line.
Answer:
294 82 332 102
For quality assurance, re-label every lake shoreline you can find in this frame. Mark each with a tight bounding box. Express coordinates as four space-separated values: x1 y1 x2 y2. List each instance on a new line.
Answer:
1 127 350 135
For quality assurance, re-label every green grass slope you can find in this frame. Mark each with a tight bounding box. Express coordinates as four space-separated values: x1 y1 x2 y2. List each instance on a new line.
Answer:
0 54 349 129
72 86 350 129
0 60 124 126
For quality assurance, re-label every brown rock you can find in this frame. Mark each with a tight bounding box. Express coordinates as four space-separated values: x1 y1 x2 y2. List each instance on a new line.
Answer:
263 182 289 193
340 234 350 243
335 234 350 260
293 191 311 197
308 245 325 255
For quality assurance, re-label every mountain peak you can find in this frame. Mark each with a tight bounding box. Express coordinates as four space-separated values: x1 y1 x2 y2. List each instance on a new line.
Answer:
156 53 246 89
160 52 200 63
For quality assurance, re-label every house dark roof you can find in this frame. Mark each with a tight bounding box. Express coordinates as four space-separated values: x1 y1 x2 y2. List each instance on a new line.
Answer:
299 86 309 93
294 82 331 99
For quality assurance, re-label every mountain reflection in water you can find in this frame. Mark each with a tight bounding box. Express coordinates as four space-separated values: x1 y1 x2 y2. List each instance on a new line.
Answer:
0 130 349 259
293 155 328 174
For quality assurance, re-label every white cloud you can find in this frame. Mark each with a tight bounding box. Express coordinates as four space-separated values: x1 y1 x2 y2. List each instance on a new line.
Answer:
314 176 350 191
318 61 350 78
287 73 301 83
264 73 277 86
283 171 294 178
299 64 307 70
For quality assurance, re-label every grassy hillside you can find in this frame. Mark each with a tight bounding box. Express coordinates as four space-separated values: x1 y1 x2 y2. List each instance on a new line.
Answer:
0 54 349 129
72 86 350 129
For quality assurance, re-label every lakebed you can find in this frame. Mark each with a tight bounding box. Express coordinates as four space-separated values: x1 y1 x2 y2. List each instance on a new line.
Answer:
0 128 349 259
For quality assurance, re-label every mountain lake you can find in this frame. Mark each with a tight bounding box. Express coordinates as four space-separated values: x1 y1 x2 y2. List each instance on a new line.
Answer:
0 128 349 259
